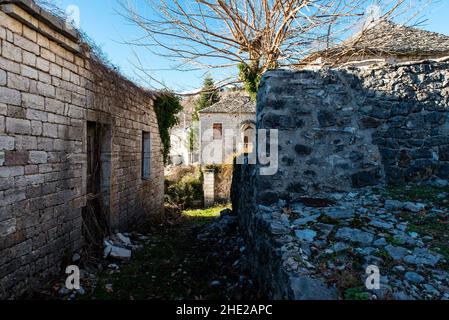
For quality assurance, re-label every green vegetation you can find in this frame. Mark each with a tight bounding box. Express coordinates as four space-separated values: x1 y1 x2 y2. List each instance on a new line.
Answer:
380 183 449 267
383 184 449 206
153 91 183 164
192 76 220 121
84 205 235 300
165 172 203 209
386 236 403 246
183 205 230 226
344 287 370 300
238 63 261 101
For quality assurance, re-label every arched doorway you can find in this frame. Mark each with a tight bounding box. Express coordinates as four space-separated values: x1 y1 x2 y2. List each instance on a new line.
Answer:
240 121 255 154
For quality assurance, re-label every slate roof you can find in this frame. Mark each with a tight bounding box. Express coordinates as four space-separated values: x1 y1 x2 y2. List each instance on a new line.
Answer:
199 91 256 114
301 20 449 64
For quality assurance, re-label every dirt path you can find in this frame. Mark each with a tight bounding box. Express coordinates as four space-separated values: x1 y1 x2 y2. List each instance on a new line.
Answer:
84 208 260 300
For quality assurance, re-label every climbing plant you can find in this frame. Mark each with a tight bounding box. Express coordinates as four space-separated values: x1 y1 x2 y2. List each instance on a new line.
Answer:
238 63 262 101
153 91 183 164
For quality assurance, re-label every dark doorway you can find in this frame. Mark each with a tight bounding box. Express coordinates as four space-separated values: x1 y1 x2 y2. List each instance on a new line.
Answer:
83 122 111 248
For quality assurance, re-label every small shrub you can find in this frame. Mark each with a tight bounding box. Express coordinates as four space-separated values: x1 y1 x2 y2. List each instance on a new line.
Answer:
344 287 370 300
165 167 203 209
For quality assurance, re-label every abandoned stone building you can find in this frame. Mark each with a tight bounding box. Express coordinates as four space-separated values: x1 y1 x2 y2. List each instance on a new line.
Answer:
199 91 256 165
0 0 164 298
300 20 449 69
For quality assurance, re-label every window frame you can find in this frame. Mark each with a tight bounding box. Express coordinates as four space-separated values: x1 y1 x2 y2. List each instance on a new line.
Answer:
142 131 151 180
212 123 223 140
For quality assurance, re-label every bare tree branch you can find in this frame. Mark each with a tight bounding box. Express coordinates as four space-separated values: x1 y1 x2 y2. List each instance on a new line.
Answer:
118 0 433 93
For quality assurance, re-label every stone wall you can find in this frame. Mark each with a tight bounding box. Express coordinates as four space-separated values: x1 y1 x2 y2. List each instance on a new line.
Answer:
257 59 449 204
0 0 164 298
233 58 449 299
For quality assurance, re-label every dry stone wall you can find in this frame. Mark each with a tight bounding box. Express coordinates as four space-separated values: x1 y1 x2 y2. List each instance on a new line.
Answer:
233 58 449 299
256 59 449 204
0 0 164 298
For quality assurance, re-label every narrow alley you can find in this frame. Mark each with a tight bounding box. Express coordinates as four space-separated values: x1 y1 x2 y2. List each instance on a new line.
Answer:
28 207 261 300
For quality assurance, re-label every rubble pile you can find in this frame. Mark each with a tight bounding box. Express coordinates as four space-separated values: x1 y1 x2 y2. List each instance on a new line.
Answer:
259 183 449 300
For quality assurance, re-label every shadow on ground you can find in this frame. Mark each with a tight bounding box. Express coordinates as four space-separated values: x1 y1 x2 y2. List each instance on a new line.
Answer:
82 206 261 300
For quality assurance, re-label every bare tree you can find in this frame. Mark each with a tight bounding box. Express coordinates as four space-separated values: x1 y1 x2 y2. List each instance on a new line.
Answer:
121 0 429 95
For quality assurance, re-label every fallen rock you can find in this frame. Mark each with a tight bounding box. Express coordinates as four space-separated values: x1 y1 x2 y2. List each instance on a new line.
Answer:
403 202 426 213
384 200 404 211
292 214 320 226
385 245 409 260
323 207 355 219
373 238 387 247
405 272 425 284
116 233 132 246
109 246 132 260
295 229 317 242
289 275 338 300
330 242 350 253
369 219 394 230
335 227 374 245
404 248 442 266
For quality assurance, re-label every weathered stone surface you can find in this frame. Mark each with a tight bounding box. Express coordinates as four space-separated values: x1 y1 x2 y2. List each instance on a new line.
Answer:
6 117 31 134
292 214 320 226
109 246 132 260
405 272 425 284
351 170 380 188
4 151 29 165
289 276 338 300
234 46 449 301
0 69 6 86
404 248 442 266
294 144 312 156
0 87 21 105
0 1 165 300
0 136 15 150
335 227 374 245
294 229 317 242
384 199 404 210
369 219 394 230
323 207 355 219
29 151 47 164
403 202 426 213
385 245 408 260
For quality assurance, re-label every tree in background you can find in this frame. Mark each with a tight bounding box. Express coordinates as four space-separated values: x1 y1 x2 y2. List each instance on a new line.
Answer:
193 76 220 121
122 0 425 98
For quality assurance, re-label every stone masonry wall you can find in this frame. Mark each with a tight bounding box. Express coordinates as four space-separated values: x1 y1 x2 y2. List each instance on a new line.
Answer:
0 0 164 298
257 59 449 204
233 58 449 299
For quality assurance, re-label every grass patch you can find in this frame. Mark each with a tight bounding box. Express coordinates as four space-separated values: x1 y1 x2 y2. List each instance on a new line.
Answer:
183 205 230 225
386 236 403 246
383 184 449 206
84 204 236 300
344 287 370 300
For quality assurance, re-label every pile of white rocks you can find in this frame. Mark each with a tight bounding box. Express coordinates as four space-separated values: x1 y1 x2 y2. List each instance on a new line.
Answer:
56 232 148 299
103 232 144 261
259 185 449 300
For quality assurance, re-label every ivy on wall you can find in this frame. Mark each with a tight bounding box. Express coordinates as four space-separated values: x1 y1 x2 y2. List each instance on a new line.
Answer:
238 62 262 101
153 91 183 164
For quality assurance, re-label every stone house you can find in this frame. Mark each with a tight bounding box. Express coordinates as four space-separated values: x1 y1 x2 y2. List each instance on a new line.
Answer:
169 107 196 166
199 91 256 165
0 0 164 298
299 20 449 69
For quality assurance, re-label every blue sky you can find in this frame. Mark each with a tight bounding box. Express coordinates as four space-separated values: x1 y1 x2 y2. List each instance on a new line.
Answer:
52 0 449 92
